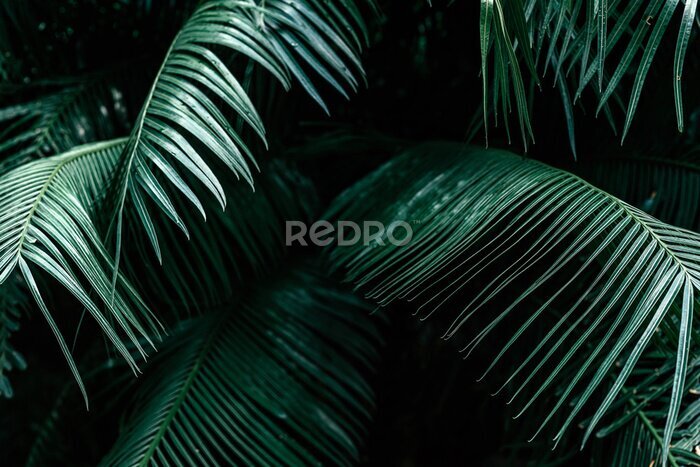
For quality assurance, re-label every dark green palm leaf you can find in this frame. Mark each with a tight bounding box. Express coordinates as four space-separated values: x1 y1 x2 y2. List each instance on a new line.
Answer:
0 0 372 399
595 356 700 466
609 419 662 466
0 138 161 404
106 0 372 261
326 142 700 464
101 268 381 466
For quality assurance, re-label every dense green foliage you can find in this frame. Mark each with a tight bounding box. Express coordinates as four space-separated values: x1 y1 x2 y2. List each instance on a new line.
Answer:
1 0 700 465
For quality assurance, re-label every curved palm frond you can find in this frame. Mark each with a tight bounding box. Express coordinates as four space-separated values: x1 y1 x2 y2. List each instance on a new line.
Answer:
326 142 700 464
0 142 318 394
480 0 700 145
0 138 161 404
106 0 373 259
101 268 381 466
0 0 373 398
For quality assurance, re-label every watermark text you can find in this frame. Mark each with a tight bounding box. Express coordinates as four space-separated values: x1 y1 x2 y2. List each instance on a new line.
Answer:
286 220 413 246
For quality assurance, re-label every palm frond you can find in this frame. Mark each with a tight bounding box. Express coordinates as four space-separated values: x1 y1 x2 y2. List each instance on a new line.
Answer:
0 138 161 404
0 139 318 395
479 0 537 149
326 142 700 463
480 0 700 145
106 0 372 260
594 355 700 466
0 0 372 397
101 268 381 466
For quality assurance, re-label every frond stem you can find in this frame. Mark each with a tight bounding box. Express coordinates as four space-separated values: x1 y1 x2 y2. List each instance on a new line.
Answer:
137 313 225 467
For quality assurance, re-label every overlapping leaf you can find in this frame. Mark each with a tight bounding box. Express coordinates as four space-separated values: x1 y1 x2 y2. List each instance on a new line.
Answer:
0 0 372 399
593 355 700 466
107 0 372 259
326 142 700 464
101 269 381 466
0 138 161 404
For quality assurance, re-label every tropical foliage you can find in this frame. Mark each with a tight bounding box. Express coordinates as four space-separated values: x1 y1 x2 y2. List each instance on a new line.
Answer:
2 0 700 466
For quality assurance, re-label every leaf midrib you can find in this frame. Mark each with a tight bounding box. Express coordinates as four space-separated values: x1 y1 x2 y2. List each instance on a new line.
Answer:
137 314 224 467
530 155 695 280
120 29 181 184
